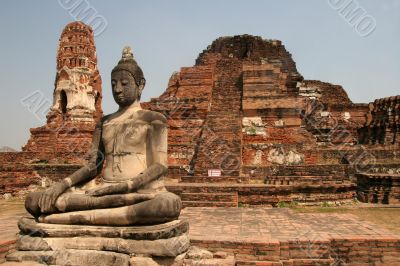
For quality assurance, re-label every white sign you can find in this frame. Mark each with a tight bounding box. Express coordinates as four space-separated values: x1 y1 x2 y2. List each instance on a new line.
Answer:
208 169 221 177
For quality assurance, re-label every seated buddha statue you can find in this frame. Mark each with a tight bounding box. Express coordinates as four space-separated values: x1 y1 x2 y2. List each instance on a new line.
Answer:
25 46 182 226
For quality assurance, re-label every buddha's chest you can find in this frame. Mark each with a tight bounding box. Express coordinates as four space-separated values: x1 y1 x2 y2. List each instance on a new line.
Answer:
102 119 150 155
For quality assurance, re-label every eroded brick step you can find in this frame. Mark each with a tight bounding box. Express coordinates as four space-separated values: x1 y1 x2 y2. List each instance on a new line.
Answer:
266 175 339 179
167 183 236 194
0 240 16 264
265 180 353 186
235 258 335 266
198 139 240 144
265 175 352 186
269 165 347 176
181 175 241 183
167 183 356 198
182 201 238 207
180 192 238 202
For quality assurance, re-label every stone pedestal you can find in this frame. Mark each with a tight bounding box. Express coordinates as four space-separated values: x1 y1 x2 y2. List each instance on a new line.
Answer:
7 217 189 266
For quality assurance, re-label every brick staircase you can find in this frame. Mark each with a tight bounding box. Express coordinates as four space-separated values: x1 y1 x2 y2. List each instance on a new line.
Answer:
176 175 241 207
265 164 348 176
167 180 355 207
181 175 241 183
263 165 356 203
167 164 356 207
167 183 239 207
265 175 353 186
264 164 353 185
192 58 243 177
180 192 238 207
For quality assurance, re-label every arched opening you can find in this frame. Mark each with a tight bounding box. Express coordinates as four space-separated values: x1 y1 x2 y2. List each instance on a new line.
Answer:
59 69 69 81
378 126 386 144
94 92 100 105
60 90 67 116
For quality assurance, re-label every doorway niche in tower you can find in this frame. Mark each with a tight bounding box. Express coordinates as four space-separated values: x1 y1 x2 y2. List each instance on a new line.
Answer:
60 90 67 119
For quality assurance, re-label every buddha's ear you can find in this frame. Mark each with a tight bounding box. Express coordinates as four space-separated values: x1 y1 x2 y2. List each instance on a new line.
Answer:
137 78 145 100
138 78 146 93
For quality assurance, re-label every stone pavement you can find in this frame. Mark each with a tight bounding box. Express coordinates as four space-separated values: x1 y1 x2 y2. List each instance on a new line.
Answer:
180 207 400 264
180 207 398 242
0 210 26 243
0 207 26 263
1 207 400 265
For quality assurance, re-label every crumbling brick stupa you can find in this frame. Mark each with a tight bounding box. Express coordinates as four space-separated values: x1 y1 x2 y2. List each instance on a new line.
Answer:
23 21 103 155
0 22 102 195
143 35 400 207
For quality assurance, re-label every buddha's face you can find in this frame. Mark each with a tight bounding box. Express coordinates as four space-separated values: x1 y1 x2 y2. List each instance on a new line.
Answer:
111 70 143 107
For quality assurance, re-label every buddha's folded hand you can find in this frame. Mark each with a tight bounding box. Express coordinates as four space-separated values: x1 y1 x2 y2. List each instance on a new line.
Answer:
86 163 167 196
38 182 68 213
86 182 129 196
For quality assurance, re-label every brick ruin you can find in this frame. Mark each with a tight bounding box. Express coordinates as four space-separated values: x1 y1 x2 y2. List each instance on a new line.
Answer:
1 29 399 206
0 22 101 195
144 35 400 206
23 21 102 155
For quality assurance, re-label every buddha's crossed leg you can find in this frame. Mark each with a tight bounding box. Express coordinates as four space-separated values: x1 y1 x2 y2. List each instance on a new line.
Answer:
26 191 181 226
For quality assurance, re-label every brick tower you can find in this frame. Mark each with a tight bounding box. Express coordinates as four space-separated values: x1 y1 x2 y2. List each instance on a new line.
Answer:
23 22 102 159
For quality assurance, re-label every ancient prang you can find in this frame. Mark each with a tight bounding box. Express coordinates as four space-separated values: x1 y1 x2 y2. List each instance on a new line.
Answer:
0 22 103 196
24 21 103 155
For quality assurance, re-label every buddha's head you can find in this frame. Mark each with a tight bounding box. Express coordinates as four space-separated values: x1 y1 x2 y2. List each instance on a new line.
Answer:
111 46 146 107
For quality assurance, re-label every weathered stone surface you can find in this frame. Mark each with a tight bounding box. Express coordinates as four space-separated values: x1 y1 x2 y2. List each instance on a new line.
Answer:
183 256 235 266
16 236 50 251
185 246 213 260
129 256 160 266
12 217 190 263
213 251 228 259
147 247 236 266
1 262 44 266
16 233 189 257
7 250 129 266
18 217 188 240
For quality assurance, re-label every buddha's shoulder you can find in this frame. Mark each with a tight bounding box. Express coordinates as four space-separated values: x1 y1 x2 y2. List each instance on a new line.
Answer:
99 110 166 126
99 114 114 124
136 110 167 124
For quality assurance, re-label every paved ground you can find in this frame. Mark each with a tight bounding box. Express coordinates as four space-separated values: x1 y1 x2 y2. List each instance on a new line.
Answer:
0 203 26 243
1 203 399 244
1 202 400 264
180 207 400 243
293 205 400 234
